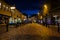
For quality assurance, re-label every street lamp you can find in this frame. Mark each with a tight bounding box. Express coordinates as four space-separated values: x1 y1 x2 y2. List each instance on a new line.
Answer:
37 12 40 19
43 4 48 16
38 12 40 16
44 4 48 9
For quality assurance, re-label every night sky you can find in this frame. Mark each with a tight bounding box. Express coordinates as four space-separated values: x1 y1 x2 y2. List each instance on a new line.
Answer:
4 0 46 16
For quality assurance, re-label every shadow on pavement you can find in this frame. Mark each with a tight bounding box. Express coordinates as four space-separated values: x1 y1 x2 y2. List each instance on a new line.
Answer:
1 34 60 40
49 36 60 40
5 35 60 40
9 35 49 40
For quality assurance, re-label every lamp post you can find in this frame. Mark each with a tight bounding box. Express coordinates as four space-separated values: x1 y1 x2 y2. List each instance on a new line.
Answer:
43 4 48 16
37 12 40 19
43 4 48 27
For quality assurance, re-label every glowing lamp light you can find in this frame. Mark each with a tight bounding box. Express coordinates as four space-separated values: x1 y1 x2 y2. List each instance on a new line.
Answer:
44 5 47 9
0 3 1 8
0 3 1 5
10 7 16 9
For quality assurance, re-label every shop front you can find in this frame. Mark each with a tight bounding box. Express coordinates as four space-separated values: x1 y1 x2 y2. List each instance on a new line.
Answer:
0 14 10 34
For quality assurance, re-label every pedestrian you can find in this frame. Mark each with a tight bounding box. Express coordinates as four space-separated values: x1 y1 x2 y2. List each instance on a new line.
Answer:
6 17 9 32
43 18 45 25
45 17 47 27
57 18 60 32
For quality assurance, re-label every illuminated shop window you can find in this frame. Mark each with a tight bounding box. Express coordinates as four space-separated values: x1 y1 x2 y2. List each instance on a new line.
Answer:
9 17 14 24
0 3 1 8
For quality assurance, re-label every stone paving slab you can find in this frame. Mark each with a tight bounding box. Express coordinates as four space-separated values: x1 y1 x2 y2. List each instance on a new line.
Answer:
0 23 60 40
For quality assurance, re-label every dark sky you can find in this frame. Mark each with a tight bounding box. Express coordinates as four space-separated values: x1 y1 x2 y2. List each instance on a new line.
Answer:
4 0 46 16
51 0 60 9
46 0 60 10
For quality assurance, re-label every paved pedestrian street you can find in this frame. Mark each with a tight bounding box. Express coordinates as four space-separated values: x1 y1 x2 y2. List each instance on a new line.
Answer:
0 23 60 40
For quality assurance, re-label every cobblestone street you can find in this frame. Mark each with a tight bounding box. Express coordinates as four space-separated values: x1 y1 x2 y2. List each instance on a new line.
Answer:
0 23 60 40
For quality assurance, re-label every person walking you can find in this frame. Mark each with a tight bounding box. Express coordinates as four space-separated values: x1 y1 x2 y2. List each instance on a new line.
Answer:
6 17 9 32
57 17 60 32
